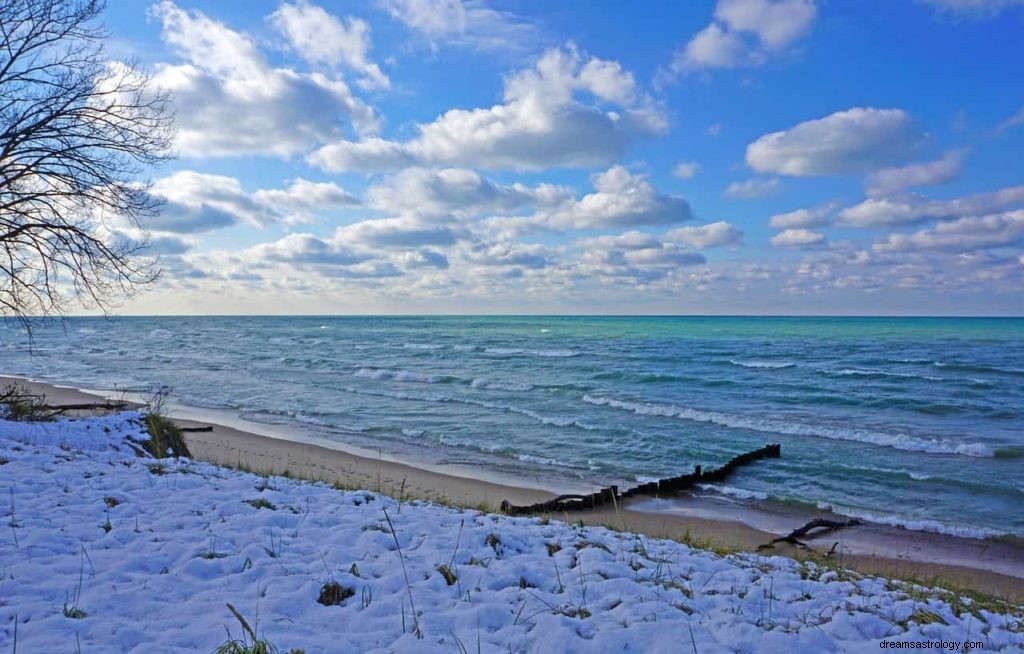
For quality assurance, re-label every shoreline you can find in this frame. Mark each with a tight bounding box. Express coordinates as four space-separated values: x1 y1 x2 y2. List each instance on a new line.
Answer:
4 372 1024 601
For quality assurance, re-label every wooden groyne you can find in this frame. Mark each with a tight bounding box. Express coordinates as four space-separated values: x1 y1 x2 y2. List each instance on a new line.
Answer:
500 443 781 516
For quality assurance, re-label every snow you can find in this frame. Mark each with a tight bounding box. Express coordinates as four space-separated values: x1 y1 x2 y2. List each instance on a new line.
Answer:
1 413 1021 653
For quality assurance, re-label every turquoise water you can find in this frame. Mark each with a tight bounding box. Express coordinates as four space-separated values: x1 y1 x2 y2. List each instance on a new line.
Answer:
2 316 1022 538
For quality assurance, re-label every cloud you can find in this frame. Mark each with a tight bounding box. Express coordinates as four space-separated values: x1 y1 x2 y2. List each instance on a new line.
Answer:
920 0 1024 16
998 106 1024 133
270 1 389 90
308 45 664 172
724 177 780 198
143 171 358 233
874 210 1024 253
672 162 701 179
746 108 923 176
366 167 571 216
539 167 693 229
334 216 463 248
665 221 744 248
770 228 826 248
672 0 817 72
838 185 1024 227
769 202 836 229
866 150 966 197
573 233 707 282
379 0 537 51
150 1 377 158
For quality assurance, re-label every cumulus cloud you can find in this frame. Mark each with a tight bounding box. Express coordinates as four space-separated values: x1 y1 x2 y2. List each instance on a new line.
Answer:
724 177 780 199
142 171 358 233
379 0 537 51
770 228 826 248
150 1 377 158
334 216 463 248
874 210 1024 253
665 221 744 248
366 168 571 216
838 185 1024 228
746 108 923 176
270 1 389 90
671 0 817 72
769 202 836 229
308 45 664 172
672 162 701 179
866 150 966 197
539 167 693 229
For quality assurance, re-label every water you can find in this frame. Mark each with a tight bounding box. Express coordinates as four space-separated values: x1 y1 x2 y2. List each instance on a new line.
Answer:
2 316 1022 539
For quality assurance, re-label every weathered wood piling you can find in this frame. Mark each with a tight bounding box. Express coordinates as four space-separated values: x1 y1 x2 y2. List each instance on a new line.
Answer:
500 443 781 516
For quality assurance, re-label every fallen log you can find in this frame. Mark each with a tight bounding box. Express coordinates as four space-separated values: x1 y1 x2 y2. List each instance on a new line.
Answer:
756 518 862 552
179 425 214 433
501 443 781 516
44 401 129 411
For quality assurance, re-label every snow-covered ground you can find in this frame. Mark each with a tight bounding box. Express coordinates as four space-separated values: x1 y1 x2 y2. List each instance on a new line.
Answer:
1 412 1021 653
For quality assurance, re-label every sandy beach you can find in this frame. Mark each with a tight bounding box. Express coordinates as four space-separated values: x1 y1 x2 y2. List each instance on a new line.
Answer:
4 373 1023 602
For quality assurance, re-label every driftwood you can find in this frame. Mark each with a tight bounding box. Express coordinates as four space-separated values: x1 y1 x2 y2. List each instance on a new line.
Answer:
500 443 781 516
756 518 863 552
44 402 128 411
179 425 214 433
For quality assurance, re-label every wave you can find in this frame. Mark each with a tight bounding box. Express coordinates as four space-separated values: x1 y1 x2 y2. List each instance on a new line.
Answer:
729 360 796 369
696 484 769 501
353 368 443 383
822 368 944 381
338 384 605 433
403 343 445 350
484 347 580 358
147 328 173 340
470 378 534 392
934 361 1024 377
815 502 1010 540
581 394 995 458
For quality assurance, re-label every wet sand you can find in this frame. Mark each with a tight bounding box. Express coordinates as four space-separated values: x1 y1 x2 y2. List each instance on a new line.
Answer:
3 373 1022 602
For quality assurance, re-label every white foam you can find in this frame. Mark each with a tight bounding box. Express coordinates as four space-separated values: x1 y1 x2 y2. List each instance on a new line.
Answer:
581 394 995 458
729 360 795 369
471 378 534 392
819 503 1007 540
403 343 445 350
697 484 769 501
353 368 441 383
147 328 173 340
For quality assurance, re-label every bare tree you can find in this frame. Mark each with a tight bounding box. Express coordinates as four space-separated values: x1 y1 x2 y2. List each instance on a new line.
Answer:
0 0 174 324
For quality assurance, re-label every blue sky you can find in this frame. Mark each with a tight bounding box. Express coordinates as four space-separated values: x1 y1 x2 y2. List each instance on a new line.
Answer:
100 0 1024 315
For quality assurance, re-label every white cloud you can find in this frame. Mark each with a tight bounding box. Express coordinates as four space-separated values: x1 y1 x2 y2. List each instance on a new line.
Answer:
540 167 693 229
998 106 1024 133
665 221 744 248
874 210 1024 253
308 45 664 172
746 108 923 176
724 177 780 198
673 162 701 179
769 202 836 229
335 216 463 248
379 0 537 51
838 185 1024 228
142 171 357 233
866 150 966 197
672 0 816 72
151 1 377 158
770 228 826 248
366 167 571 216
920 0 1024 16
270 1 390 90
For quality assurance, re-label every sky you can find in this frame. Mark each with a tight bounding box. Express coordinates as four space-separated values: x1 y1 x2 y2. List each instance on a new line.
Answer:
96 0 1024 315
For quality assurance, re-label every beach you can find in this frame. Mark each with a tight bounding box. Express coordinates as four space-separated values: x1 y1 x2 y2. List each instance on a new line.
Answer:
5 373 1023 603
